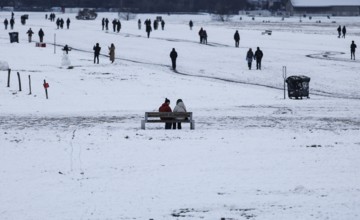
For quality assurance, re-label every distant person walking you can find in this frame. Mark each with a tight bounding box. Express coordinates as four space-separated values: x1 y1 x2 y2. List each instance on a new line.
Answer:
108 43 115 63
170 48 178 70
351 40 357 60
189 20 193 30
234 30 240 47
105 18 109 30
198 27 204 43
202 30 208 44
26 28 34 43
93 43 101 64
138 19 141 29
161 20 165 30
145 20 152 38
102 18 105 30
342 26 346 38
337 25 341 38
38 28 44 42
9 18 14 30
4 18 9 30
173 99 187 129
246 48 254 70
254 47 263 70
66 18 70 29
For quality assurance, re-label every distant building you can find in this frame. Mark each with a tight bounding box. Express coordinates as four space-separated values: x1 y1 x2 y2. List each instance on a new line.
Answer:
286 0 360 16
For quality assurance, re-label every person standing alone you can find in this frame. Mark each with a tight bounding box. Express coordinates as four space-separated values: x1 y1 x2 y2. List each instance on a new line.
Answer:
234 30 240 47
170 48 178 70
351 41 357 60
93 43 101 64
38 28 44 42
26 28 34 43
108 43 115 63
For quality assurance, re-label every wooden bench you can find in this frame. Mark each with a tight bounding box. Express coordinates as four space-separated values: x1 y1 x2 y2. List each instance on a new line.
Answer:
141 112 195 130
261 30 272 35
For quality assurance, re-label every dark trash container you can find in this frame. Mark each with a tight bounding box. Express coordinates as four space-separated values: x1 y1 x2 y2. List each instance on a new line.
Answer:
9 32 19 43
21 14 29 25
285 75 310 99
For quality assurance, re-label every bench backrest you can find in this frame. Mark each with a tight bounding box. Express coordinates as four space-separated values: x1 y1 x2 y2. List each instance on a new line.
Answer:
145 112 192 120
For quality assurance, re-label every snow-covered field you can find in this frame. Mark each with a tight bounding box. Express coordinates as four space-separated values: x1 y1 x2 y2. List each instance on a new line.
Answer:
0 12 359 219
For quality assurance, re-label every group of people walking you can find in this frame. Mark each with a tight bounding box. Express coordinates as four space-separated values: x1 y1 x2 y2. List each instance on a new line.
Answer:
337 25 346 38
55 18 71 29
246 47 264 70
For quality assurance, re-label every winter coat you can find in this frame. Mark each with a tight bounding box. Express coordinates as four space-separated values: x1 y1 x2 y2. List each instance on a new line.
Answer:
27 29 34 36
38 29 44 37
351 43 357 52
254 49 263 60
173 101 187 119
246 50 254 63
93 45 101 55
170 50 177 60
234 31 240 41
109 45 115 62
342 26 346 34
159 102 172 120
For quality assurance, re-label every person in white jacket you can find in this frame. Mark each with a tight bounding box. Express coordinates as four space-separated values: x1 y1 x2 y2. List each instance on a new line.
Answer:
173 99 187 129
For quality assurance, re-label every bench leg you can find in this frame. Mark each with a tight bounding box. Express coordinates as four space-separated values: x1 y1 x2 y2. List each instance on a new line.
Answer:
190 121 195 130
141 120 145 130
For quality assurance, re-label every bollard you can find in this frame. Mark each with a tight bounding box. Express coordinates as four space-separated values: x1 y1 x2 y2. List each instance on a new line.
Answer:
17 72 22 91
43 79 49 99
7 69 11 87
28 75 32 95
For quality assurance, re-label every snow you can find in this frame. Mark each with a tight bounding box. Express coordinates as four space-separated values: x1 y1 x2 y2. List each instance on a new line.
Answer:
1 12 360 219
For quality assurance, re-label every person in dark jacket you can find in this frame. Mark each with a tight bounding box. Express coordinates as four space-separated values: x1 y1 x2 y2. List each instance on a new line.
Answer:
38 28 45 42
146 22 152 38
138 19 141 29
116 20 121 33
112 19 117 32
105 18 109 30
161 20 165 30
4 19 9 30
337 25 341 38
26 28 34 43
342 26 346 38
62 44 71 54
93 43 101 64
10 18 14 29
234 30 240 47
189 20 193 30
254 47 263 70
101 18 105 30
246 48 254 70
351 40 357 60
198 27 204 43
170 48 178 70
159 98 175 129
66 18 70 29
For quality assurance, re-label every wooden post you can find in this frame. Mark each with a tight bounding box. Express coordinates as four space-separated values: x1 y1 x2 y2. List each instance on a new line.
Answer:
28 75 32 95
17 72 22 91
7 69 11 87
282 66 287 100
54 34 56 54
43 79 49 99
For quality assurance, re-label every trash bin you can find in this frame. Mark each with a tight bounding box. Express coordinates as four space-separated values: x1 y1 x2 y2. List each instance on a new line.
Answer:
9 32 19 43
21 14 29 25
285 75 310 99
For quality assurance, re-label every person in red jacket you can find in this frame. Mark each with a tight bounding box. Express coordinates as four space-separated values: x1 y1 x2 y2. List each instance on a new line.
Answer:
159 98 175 129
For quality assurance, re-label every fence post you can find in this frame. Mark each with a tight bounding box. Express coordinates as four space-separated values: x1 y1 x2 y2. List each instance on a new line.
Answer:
282 66 287 100
43 79 49 99
7 69 11 87
17 72 22 91
28 75 32 95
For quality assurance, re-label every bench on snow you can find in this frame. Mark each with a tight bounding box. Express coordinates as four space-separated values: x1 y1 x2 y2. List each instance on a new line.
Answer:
262 30 272 35
141 112 195 130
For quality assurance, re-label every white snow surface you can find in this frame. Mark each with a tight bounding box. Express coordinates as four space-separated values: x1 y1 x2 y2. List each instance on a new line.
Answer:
0 12 360 220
